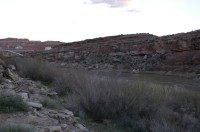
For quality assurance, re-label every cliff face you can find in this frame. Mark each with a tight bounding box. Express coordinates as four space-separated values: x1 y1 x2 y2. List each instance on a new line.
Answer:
27 30 200 74
0 38 64 56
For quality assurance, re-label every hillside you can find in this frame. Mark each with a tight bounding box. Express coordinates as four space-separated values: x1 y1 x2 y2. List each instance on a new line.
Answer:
26 30 200 76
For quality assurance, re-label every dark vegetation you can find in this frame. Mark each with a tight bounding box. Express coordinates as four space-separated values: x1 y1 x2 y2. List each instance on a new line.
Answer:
0 93 28 113
6 58 200 132
41 97 62 109
0 124 34 132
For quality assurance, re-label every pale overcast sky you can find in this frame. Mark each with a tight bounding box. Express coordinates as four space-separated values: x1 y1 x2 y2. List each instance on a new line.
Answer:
0 0 200 42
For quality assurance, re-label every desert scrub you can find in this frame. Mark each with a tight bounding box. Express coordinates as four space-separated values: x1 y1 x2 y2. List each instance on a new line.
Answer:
6 58 200 131
0 94 28 113
0 75 4 84
8 58 57 82
41 97 61 109
66 74 200 131
0 124 35 132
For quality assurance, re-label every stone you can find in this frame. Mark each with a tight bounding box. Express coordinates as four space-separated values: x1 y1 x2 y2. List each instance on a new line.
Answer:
60 124 68 130
4 79 12 83
44 126 62 132
3 68 20 81
143 55 148 60
8 65 16 71
33 109 46 117
75 123 89 132
4 84 15 89
48 113 71 120
27 102 43 109
61 109 74 116
47 92 58 97
132 69 139 73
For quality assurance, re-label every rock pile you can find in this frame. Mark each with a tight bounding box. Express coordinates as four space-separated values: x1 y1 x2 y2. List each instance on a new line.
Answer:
0 61 88 132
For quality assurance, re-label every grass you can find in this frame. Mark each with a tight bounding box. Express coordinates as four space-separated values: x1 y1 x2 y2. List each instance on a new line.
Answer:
78 117 126 132
0 93 28 113
65 75 200 132
7 58 57 82
0 124 35 132
41 97 62 109
0 75 4 84
6 57 200 131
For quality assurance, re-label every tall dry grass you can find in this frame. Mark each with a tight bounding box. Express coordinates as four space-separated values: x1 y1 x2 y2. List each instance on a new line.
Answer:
7 57 200 131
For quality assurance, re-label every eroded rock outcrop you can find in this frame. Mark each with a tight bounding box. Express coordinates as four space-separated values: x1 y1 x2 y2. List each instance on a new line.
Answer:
0 38 64 56
25 30 200 75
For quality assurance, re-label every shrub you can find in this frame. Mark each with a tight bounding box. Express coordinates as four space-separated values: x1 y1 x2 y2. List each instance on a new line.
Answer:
0 94 28 113
8 58 57 82
0 75 4 84
66 74 200 131
0 124 35 132
41 97 61 109
68 76 159 121
53 69 85 96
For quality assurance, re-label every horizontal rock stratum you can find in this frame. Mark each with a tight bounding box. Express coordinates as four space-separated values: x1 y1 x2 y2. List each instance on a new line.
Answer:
0 38 64 56
25 30 200 75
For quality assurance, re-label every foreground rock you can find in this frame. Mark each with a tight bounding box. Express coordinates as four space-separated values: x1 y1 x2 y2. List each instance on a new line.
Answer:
27 102 43 110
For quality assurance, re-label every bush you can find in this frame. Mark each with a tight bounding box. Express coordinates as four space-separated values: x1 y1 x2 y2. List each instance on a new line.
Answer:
0 124 34 132
41 97 61 109
8 58 57 82
66 74 200 131
53 69 86 96
0 94 28 113
0 75 4 84
68 76 159 121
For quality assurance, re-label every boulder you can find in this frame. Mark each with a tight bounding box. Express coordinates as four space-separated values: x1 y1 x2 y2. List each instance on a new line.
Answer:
8 65 16 71
47 92 58 98
60 124 68 130
44 126 62 132
4 84 15 89
75 123 89 132
27 102 43 109
3 68 20 81
61 109 74 116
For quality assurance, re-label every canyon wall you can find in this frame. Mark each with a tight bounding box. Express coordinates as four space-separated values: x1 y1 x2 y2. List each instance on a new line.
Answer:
0 38 64 56
26 30 200 74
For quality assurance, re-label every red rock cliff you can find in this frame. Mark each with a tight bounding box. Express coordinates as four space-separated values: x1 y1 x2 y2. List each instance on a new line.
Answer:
26 30 200 75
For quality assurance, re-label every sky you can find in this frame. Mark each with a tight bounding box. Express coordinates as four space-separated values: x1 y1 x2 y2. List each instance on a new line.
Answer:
0 0 200 42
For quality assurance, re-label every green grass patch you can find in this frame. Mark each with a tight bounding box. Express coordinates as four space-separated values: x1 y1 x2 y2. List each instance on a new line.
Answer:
0 94 28 113
41 97 62 109
0 124 35 132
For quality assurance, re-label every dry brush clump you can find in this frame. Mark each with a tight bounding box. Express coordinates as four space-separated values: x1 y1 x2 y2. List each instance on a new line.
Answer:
65 74 200 131
7 57 58 82
41 97 62 109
